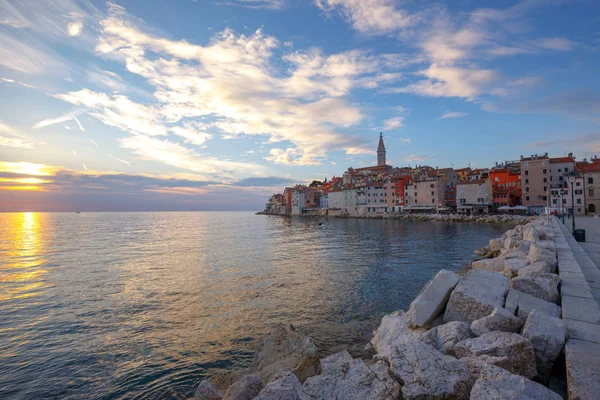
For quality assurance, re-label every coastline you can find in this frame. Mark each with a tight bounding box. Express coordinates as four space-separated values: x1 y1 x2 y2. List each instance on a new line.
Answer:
194 215 572 400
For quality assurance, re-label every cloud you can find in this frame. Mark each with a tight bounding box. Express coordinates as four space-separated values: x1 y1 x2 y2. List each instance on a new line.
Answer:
440 111 468 119
232 176 297 186
405 155 432 163
67 21 83 36
533 37 574 51
525 133 600 156
400 138 411 144
315 0 414 35
0 121 35 149
1 77 36 88
220 0 286 9
33 111 82 129
519 91 600 120
383 116 404 130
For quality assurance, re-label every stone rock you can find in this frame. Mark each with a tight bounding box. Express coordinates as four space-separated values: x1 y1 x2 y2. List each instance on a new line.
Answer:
462 355 514 379
518 261 556 276
195 380 224 400
504 289 561 320
451 331 537 379
510 274 560 304
522 310 567 382
302 351 400 400
527 253 557 271
443 270 510 323
386 341 473 400
223 375 262 400
406 269 460 328
470 364 562 400
489 238 504 252
254 371 311 400
523 226 540 243
471 256 507 273
420 321 474 354
370 310 426 359
503 258 530 278
470 307 523 336
474 246 489 256
249 324 318 383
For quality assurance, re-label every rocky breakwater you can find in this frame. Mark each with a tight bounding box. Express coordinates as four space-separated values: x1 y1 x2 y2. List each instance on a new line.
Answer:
194 217 565 400
381 213 530 224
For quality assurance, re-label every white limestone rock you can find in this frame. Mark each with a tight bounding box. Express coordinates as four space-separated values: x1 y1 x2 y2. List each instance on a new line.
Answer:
470 307 523 336
451 331 537 379
370 310 426 359
471 256 507 273
510 274 560 304
195 381 224 400
386 341 473 400
503 258 530 278
254 371 311 400
406 269 460 328
462 355 514 379
489 238 504 252
249 324 318 383
504 289 561 320
522 310 567 382
470 364 563 400
302 351 400 400
420 321 474 354
223 375 262 400
443 270 510 324
518 261 556 276
523 226 540 243
527 253 557 271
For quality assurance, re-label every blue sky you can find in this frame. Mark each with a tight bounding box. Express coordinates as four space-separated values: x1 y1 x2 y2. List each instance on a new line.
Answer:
0 0 599 211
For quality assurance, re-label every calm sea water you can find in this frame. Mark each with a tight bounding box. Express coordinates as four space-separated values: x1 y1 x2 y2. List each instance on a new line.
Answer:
0 212 514 399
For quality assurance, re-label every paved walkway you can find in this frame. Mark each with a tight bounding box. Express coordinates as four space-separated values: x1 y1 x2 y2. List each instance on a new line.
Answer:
551 217 600 400
557 216 600 302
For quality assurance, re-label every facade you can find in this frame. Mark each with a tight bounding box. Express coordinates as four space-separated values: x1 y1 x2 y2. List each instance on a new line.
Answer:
520 153 550 214
456 179 493 213
320 194 328 209
489 168 521 207
455 167 472 181
328 189 343 210
291 191 306 215
577 157 600 215
410 178 445 211
365 178 394 213
550 177 585 216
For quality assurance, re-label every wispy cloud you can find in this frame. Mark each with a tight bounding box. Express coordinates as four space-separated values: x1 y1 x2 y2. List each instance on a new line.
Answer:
440 111 468 119
0 121 35 149
383 116 404 130
1 77 36 88
220 0 286 9
400 138 411 144
33 112 82 129
405 154 432 163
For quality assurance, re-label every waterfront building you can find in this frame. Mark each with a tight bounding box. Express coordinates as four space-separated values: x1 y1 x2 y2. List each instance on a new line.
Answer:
576 156 600 214
489 168 521 207
456 179 493 213
328 189 343 210
409 178 445 212
520 153 550 214
365 178 393 213
549 176 585 216
291 191 306 215
392 175 411 211
455 167 472 181
320 193 328 209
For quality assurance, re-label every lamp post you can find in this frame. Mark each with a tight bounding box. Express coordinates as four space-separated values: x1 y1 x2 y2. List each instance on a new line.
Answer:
567 172 577 236
560 189 565 224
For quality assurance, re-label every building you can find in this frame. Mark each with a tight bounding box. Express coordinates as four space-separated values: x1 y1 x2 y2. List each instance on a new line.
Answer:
455 167 472 182
392 175 411 211
328 189 343 210
377 132 386 166
456 179 493 213
577 156 600 215
549 154 575 187
291 191 306 215
520 153 550 214
410 178 445 212
365 177 394 213
489 168 521 207
550 176 585 216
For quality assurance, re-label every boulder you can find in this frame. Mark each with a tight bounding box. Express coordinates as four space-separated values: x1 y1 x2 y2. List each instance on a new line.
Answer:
248 324 318 383
302 351 400 400
420 321 474 354
504 289 561 320
443 270 510 323
195 381 224 400
470 307 523 336
471 256 506 273
451 331 537 379
406 269 460 328
470 364 562 400
386 341 473 400
462 355 514 379
522 310 567 382
523 226 539 242
489 238 504 252
527 253 557 271
517 261 556 276
370 310 426 359
503 258 529 278
510 274 560 304
223 375 262 400
254 371 311 400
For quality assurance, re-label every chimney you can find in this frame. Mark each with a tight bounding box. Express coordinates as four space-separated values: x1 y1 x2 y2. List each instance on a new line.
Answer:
544 152 548 157
568 152 573 158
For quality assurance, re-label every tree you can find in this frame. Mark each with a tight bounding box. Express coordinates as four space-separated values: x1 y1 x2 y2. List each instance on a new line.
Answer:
309 180 323 187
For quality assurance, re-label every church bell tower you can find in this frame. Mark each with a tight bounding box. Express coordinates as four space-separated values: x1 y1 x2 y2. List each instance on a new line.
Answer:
377 132 386 166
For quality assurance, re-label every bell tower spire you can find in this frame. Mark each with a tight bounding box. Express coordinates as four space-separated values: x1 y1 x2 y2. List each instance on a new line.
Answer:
377 132 386 166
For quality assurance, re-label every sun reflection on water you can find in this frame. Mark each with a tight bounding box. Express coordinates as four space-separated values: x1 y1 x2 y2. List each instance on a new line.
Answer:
0 212 47 301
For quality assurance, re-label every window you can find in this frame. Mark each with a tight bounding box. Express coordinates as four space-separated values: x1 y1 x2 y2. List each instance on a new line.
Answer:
563 199 566 204
576 182 581 187
543 178 547 183
543 169 547 174
526 196 530 201
553 199 557 204
565 167 569 172
543 186 547 192
589 177 594 184
431 191 434 196
558 168 562 172
559 176 563 181
525 170 529 175
590 189 594 197
577 199 582 204
526 187 530 193
432 199 435 203
525 179 529 184
542 196 547 201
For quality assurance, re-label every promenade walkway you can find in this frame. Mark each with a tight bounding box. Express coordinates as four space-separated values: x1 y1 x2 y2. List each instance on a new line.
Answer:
551 217 600 400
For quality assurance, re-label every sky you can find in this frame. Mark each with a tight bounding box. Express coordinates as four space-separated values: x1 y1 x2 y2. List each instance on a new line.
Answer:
0 0 599 211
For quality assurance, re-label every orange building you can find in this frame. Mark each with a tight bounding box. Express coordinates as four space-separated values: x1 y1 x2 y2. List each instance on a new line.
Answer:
489 168 521 207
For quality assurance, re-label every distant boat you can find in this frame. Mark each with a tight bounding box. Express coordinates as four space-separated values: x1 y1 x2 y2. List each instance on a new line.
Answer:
76 210 81 213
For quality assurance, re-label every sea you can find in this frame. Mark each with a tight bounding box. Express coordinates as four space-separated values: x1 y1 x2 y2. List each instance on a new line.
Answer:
0 211 515 399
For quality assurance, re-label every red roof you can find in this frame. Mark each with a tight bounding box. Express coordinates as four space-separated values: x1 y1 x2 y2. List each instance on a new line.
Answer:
577 162 600 172
550 157 575 163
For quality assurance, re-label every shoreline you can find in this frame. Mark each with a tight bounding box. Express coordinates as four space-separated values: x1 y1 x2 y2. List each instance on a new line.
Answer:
195 215 569 400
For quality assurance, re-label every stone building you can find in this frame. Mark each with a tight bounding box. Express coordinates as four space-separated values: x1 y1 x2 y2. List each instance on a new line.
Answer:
577 156 600 215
